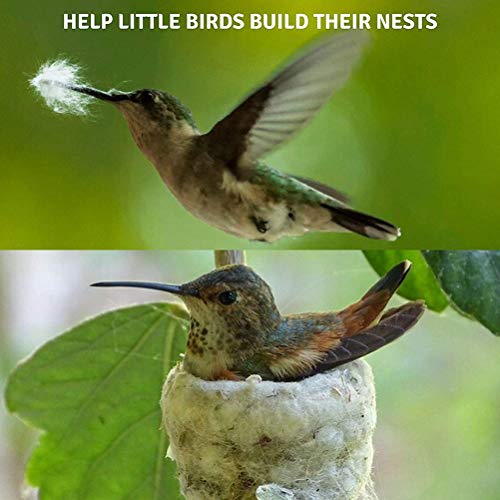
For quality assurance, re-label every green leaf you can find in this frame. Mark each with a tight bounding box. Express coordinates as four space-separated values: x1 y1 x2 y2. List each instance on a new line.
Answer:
423 251 500 335
5 303 189 499
363 250 449 312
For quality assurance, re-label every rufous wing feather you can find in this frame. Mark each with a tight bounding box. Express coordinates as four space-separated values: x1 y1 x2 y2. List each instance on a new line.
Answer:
269 261 422 381
280 301 425 381
315 301 425 373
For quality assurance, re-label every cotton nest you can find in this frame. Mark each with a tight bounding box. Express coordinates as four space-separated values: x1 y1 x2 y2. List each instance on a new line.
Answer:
161 360 377 500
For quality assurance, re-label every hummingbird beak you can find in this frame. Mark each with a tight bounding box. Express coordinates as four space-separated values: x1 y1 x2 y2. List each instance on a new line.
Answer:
69 85 131 103
91 281 199 297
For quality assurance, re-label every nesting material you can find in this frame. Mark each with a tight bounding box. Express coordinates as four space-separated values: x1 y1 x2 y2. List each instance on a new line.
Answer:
161 360 377 500
30 60 92 115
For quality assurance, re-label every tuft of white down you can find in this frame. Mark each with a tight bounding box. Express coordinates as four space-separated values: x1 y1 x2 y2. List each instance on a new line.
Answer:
30 60 91 115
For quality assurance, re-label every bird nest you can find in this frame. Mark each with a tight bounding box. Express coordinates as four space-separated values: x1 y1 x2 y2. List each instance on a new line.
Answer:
161 360 377 500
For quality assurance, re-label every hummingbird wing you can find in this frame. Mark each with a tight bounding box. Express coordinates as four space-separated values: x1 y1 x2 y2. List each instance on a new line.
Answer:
290 175 350 204
269 301 425 382
311 301 425 376
267 261 424 381
203 31 368 180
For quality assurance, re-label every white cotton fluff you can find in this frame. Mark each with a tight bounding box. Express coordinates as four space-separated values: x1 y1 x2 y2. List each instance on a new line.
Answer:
30 60 91 115
161 360 377 500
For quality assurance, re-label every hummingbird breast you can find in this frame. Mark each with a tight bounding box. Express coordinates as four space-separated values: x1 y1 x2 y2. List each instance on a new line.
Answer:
183 307 268 380
147 139 331 242
183 314 243 380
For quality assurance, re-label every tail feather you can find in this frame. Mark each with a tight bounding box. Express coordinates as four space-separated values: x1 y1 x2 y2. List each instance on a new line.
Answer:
338 261 412 334
363 260 411 299
275 262 425 382
314 301 426 374
321 203 401 241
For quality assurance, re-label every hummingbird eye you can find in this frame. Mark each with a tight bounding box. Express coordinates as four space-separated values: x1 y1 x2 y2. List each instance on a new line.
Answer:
217 290 237 306
136 90 154 103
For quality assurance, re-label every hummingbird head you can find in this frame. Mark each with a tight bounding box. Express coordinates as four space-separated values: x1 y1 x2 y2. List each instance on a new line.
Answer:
177 265 281 335
72 85 197 162
72 85 195 126
92 265 281 377
93 265 280 335
114 89 198 163
113 88 196 129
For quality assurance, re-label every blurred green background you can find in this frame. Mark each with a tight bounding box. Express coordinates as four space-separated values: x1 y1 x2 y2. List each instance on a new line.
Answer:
1 0 499 249
1 251 499 499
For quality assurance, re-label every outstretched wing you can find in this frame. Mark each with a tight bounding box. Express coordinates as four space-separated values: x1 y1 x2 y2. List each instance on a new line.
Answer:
203 31 369 179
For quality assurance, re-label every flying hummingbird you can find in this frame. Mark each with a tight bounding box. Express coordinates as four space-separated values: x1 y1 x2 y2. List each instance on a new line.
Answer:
92 261 425 381
33 31 401 242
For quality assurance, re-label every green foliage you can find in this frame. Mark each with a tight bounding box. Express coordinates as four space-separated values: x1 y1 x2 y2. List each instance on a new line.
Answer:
363 250 449 312
423 251 500 335
364 250 499 335
5 303 188 499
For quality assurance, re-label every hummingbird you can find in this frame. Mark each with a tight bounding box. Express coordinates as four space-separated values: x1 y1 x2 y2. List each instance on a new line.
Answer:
92 261 425 381
36 31 401 242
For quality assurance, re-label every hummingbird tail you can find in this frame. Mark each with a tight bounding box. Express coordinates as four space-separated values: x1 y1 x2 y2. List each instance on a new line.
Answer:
337 261 412 334
320 204 400 241
269 262 421 382
315 301 426 373
362 260 411 299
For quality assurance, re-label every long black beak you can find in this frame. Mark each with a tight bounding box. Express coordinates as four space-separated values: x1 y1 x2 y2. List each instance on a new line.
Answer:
69 85 131 102
91 281 198 296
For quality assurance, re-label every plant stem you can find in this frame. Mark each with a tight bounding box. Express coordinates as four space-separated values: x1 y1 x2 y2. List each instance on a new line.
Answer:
214 250 246 268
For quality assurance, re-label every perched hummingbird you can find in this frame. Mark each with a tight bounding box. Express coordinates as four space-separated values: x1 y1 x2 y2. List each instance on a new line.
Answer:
35 31 401 242
92 261 425 381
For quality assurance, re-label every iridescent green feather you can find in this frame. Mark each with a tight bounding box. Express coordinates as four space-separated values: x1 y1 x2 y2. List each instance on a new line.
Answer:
249 163 332 205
